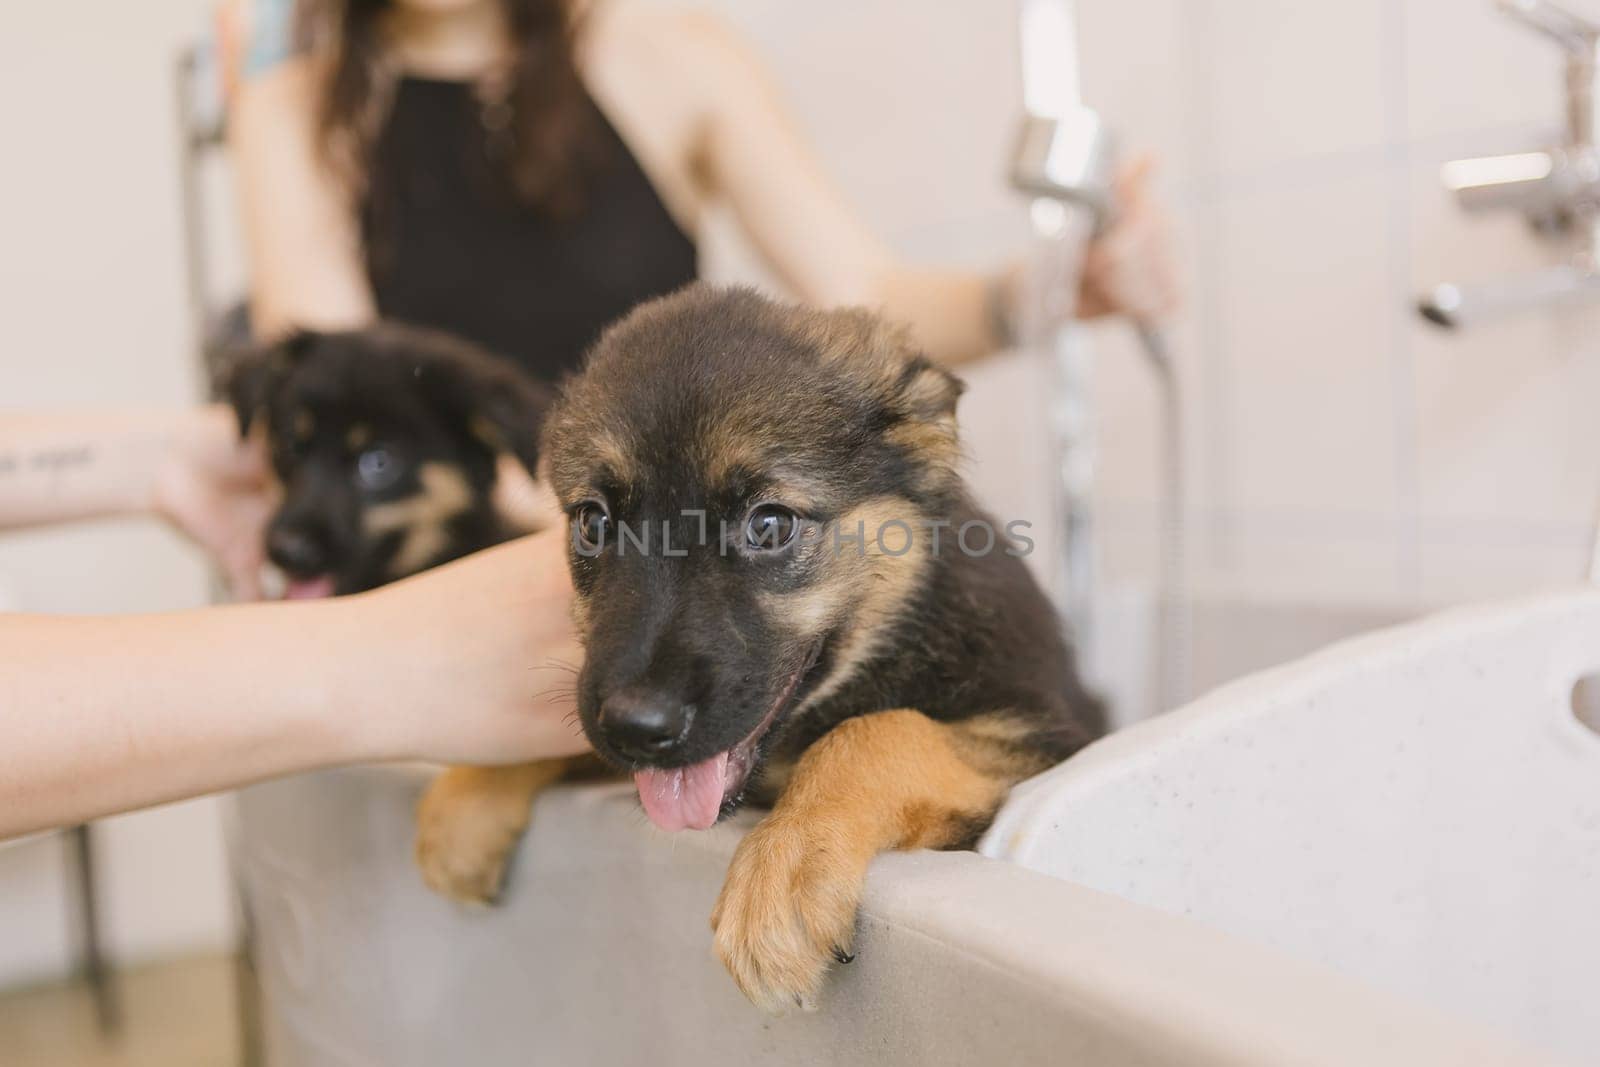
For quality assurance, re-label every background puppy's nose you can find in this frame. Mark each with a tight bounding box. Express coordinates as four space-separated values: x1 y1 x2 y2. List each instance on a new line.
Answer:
267 527 329 577
598 688 693 762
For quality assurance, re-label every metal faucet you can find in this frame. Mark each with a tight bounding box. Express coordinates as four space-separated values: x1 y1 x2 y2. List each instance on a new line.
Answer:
1422 2 1600 588
1420 0 1600 327
1010 0 1189 714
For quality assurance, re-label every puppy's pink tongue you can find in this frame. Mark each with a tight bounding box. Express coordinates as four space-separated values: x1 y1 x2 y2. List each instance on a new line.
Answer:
283 576 337 600
634 752 729 832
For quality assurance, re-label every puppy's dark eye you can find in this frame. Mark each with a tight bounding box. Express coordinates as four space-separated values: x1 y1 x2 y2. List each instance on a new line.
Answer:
355 446 401 492
744 504 799 551
573 501 610 552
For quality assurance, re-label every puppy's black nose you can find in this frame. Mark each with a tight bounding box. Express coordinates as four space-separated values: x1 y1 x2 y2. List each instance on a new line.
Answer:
267 526 329 578
598 689 693 762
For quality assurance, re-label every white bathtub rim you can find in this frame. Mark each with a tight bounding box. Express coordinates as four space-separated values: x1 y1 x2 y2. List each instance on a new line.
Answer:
868 847 1550 1067
987 584 1600 864
248 772 1553 1066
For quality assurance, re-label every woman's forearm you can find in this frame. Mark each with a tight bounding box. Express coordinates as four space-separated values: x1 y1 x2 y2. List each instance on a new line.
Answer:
684 15 1002 368
0 410 183 530
0 599 369 838
876 266 1010 368
0 532 588 840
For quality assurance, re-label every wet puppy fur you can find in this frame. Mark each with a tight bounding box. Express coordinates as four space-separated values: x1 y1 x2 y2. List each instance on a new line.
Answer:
224 324 550 595
416 285 1105 1012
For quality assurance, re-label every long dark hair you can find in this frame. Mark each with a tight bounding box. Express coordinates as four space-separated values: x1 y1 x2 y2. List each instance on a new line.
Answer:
297 0 596 215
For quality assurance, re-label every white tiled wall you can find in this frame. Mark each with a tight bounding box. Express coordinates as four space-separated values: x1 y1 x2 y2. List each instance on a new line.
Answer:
1074 0 1600 610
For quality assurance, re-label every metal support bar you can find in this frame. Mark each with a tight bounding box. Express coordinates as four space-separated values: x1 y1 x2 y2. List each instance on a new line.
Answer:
68 824 119 1037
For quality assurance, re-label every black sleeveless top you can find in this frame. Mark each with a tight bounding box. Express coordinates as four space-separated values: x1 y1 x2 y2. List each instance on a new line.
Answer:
361 76 699 382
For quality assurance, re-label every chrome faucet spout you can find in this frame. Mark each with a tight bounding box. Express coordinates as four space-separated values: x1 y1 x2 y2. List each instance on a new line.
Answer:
1421 1 1600 327
1498 0 1600 57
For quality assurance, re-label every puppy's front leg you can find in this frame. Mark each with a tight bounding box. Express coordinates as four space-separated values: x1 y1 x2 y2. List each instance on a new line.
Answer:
415 760 568 904
710 709 1012 1013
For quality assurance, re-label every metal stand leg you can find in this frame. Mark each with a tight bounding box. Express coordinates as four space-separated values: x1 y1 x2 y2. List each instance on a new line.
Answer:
234 901 266 1067
68 824 119 1037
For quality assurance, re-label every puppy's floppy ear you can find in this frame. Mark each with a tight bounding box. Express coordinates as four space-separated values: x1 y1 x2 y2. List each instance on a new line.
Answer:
804 303 964 471
414 339 552 476
883 353 965 480
219 332 314 437
808 304 962 423
892 355 964 424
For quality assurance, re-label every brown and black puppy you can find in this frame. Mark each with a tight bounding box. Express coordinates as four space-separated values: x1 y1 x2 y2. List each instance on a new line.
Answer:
416 286 1103 1011
224 324 550 597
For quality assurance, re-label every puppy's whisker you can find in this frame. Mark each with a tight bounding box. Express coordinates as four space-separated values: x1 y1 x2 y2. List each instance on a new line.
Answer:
529 660 580 676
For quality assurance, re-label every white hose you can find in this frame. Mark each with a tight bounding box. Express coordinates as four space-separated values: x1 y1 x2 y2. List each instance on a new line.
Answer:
1136 323 1190 710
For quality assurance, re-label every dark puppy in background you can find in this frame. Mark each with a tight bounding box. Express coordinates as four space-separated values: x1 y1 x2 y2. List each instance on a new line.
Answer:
416 286 1104 1012
224 323 550 597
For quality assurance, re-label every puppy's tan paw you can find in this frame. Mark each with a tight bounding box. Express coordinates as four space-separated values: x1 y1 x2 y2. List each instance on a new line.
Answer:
414 771 531 905
710 815 866 1014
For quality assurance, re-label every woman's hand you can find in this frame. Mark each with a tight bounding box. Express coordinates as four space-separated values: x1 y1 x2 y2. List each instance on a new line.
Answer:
1075 156 1181 323
348 527 590 766
152 405 277 600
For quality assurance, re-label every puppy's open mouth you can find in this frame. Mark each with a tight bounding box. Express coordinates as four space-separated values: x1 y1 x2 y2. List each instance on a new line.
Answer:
633 643 822 833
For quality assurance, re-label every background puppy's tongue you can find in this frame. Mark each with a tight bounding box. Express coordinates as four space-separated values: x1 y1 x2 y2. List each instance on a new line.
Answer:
634 752 729 832
284 576 337 600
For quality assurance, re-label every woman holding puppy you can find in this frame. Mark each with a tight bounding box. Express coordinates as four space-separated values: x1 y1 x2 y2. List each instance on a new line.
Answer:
0 406 584 839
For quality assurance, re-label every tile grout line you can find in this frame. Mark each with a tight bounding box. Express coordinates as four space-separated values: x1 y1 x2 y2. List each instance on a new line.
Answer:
1383 0 1423 605
1180 0 1235 580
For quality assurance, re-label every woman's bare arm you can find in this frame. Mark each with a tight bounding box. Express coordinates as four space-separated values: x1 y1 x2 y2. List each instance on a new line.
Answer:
1 406 276 597
0 410 181 530
229 58 377 338
677 15 1177 365
0 530 587 839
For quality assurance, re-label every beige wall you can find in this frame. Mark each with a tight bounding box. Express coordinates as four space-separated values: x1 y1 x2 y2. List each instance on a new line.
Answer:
4 0 1596 987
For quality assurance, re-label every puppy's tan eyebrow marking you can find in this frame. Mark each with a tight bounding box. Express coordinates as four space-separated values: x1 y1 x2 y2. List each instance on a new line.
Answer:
711 459 827 513
293 410 315 441
346 423 373 450
742 478 824 514
590 431 635 485
699 435 762 489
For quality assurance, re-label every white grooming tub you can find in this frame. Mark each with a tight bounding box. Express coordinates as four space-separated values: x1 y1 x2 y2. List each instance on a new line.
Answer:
986 588 1600 1065
232 592 1599 1066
